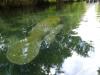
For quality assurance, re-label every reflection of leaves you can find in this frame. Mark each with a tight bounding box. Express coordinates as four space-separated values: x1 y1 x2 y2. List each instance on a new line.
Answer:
97 68 100 75
3 29 93 75
40 40 71 66
33 28 93 75
57 31 94 57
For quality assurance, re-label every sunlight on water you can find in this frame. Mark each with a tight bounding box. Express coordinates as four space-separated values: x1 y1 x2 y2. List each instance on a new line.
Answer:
58 3 100 75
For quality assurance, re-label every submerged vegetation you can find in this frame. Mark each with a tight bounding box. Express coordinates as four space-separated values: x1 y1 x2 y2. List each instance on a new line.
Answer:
7 17 63 65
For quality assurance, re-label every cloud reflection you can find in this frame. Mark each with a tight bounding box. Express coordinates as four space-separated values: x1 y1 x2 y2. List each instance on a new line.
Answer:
61 3 100 75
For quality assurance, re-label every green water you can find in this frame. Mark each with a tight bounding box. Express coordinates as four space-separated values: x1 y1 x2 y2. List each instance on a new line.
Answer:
0 2 93 75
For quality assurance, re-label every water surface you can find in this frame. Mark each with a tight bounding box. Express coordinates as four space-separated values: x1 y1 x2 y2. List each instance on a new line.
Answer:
61 3 100 75
0 2 98 75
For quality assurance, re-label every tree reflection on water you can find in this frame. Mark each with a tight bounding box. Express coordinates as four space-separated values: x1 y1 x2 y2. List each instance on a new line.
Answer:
0 2 94 75
0 30 94 75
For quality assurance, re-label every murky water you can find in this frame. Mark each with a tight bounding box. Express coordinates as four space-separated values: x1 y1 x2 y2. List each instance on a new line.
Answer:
0 2 100 75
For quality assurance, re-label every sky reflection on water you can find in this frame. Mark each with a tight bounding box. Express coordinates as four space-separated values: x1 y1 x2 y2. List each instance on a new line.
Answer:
60 3 100 75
